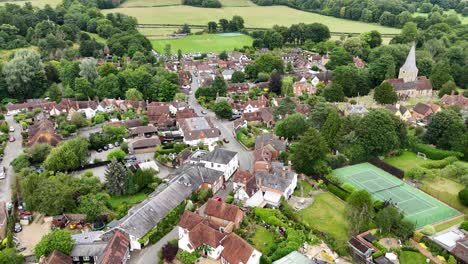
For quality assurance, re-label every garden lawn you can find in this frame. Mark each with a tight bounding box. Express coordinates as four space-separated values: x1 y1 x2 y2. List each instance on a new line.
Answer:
109 192 148 209
251 226 276 255
293 179 314 198
152 34 253 54
384 151 433 173
296 192 349 242
103 5 400 34
399 250 428 264
420 177 467 214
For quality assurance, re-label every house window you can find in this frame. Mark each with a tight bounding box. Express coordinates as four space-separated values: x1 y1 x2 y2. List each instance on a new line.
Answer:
83 256 90 261
217 164 221 168
73 256 79 261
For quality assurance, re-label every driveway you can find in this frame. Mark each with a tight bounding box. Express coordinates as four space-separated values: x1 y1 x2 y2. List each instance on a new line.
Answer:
188 71 253 172
128 226 178 264
0 115 24 203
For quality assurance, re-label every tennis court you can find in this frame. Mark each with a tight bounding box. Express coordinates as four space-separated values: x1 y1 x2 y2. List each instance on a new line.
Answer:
334 163 461 228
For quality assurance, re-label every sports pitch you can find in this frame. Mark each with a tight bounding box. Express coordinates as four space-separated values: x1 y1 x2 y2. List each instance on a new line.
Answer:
334 163 461 228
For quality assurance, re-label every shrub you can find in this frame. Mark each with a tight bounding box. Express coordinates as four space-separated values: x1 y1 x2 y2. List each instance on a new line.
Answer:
413 231 424 242
406 166 428 180
458 188 468 206
10 154 31 173
225 195 234 204
341 183 357 193
421 225 436 235
107 149 126 161
413 144 463 160
460 221 468 231
326 154 349 169
422 156 458 169
327 184 350 201
161 241 178 262
176 250 199 264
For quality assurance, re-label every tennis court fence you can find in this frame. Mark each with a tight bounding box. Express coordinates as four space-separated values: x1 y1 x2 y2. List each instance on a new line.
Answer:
369 158 404 179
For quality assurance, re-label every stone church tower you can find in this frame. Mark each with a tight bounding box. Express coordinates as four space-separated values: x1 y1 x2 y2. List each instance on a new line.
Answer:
398 44 418 83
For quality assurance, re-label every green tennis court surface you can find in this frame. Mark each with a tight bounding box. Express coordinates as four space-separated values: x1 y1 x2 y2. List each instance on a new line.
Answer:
334 163 461 228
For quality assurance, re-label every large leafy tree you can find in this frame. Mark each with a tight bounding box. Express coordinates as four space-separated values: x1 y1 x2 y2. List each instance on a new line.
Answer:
423 110 466 153
125 88 143 101
26 143 52 164
0 248 24 264
323 83 345 102
253 53 284 74
346 190 374 235
213 100 232 119
34 174 76 215
79 58 98 84
43 137 89 172
274 113 307 140
373 82 398 104
290 128 329 175
78 193 109 221
269 72 282 94
355 109 400 157
34 230 73 260
105 158 128 196
274 96 296 118
320 109 341 150
332 66 371 97
375 207 402 233
231 71 245 83
2 50 46 99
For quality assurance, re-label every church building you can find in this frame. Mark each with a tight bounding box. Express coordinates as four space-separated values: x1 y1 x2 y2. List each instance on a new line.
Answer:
385 44 433 100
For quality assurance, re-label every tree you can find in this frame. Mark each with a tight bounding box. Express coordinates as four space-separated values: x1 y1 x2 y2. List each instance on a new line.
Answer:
174 92 186 101
213 100 232 119
70 112 88 128
356 109 399 157
154 79 178 102
275 113 307 140
333 66 370 97
181 23 191 34
74 77 93 99
44 137 89 171
374 207 401 233
164 44 171 57
423 110 466 152
269 72 282 94
303 23 330 43
231 71 245 83
208 21 218 33
27 143 52 164
323 83 345 102
219 50 228 60
79 58 98 83
438 81 458 98
361 30 382 48
34 230 73 259
177 49 182 61
374 82 398 104
98 63 118 77
125 88 143 101
325 47 352 70
219 19 229 32
11 154 31 173
78 193 109 221
430 61 454 90
107 149 126 161
96 74 121 99
254 53 284 74
274 96 296 118
290 128 329 175
320 110 341 150
0 248 24 264
105 158 128 196
459 188 468 206
346 190 373 235
3 50 46 99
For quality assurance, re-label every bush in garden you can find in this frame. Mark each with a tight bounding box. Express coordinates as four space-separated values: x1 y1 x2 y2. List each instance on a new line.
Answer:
421 225 436 235
458 188 468 206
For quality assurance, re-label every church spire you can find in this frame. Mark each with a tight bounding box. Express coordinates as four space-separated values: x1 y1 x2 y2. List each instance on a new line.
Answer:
398 43 418 83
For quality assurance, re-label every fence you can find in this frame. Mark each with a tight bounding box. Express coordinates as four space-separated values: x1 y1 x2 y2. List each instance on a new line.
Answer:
73 161 111 172
369 158 404 179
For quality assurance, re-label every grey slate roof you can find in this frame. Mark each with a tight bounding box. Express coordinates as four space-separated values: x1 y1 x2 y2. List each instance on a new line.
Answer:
115 172 202 239
254 133 287 151
71 242 108 257
200 148 237 165
273 251 316 264
255 162 295 193
180 165 224 185
72 231 104 244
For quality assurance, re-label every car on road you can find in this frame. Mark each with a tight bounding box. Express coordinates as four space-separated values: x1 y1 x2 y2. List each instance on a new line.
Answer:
0 167 6 180
201 110 207 115
214 196 222 202
8 136 15 142
14 223 22 233
223 138 229 144
228 115 241 121
9 126 14 132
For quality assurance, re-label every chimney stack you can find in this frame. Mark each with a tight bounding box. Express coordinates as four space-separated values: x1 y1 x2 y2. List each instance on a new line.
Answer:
288 160 292 172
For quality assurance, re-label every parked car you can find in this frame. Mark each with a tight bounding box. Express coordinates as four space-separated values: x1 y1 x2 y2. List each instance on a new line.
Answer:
223 138 229 144
201 110 207 115
103 145 109 151
214 196 222 202
108 143 114 149
114 142 119 147
97 148 103 153
0 166 6 180
8 136 15 142
14 223 22 233
124 155 137 161
9 126 14 132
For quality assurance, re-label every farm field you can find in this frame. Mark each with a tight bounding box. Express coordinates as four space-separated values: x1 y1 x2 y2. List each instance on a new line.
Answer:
103 5 401 34
296 192 349 242
152 33 253 54
119 0 181 7
0 0 61 7
414 9 467 24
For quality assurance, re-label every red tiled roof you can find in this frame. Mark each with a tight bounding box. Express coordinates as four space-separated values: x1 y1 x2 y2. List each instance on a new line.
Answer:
188 222 225 248
204 200 241 222
179 211 204 230
43 250 72 264
99 230 130 264
221 233 255 264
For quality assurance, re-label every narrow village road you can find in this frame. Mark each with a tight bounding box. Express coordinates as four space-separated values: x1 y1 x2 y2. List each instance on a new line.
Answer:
188 71 253 172
0 115 23 203
128 226 178 264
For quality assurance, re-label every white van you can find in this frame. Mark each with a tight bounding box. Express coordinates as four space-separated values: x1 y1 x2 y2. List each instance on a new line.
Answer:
0 166 5 179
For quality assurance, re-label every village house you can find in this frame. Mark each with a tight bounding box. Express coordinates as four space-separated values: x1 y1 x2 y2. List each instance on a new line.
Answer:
176 164 225 194
178 209 261 264
128 137 161 154
178 116 220 150
451 238 468 264
385 104 412 122
204 199 244 228
292 77 317 97
253 162 297 207
233 170 258 202
412 102 440 121
222 69 234 80
440 91 468 108
179 71 192 89
241 108 275 128
127 126 158 138
169 100 188 115
386 44 433 100
273 251 317 264
27 119 62 147
344 104 369 116
253 133 288 171
146 103 173 128
194 148 238 180
227 83 249 94
242 95 268 113
348 232 379 264
6 100 57 116
43 250 73 264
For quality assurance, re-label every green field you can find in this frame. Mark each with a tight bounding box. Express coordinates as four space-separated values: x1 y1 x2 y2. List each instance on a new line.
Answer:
399 251 428 264
296 192 349 242
384 151 433 174
152 33 253 53
103 5 400 34
0 0 62 7
334 163 461 228
414 9 467 24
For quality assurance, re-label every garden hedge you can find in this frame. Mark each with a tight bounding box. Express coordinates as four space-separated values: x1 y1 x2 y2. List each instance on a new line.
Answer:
413 144 463 160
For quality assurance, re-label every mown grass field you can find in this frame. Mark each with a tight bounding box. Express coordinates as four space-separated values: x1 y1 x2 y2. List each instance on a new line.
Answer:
152 33 253 53
399 251 428 264
296 192 349 242
0 0 61 7
103 5 401 34
384 151 433 173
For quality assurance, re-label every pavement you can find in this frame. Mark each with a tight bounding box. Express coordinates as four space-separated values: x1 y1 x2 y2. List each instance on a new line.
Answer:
0 115 24 203
128 226 178 264
188 71 253 172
